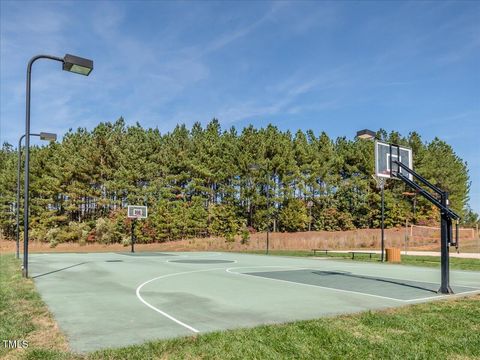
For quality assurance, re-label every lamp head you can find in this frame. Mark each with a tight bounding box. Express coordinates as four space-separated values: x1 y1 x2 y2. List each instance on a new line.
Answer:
39 132 57 142
63 54 93 76
356 129 376 140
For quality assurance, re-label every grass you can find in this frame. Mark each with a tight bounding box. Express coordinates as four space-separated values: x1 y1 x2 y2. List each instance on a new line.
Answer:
0 254 69 360
1 254 479 359
88 297 480 359
236 249 480 271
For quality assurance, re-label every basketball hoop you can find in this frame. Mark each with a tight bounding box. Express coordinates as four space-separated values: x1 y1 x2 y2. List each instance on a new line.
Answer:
127 205 148 219
126 205 148 253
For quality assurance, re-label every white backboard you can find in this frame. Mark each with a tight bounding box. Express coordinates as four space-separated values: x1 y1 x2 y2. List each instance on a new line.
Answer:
127 205 148 219
375 141 413 180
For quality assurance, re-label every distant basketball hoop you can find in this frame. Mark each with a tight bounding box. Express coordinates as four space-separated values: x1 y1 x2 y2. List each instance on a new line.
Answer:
127 205 148 253
127 205 148 219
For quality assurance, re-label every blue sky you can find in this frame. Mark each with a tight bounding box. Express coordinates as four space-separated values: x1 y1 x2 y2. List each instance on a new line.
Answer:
1 1 479 213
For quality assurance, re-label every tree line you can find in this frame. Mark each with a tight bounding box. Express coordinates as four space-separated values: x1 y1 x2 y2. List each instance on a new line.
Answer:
0 118 476 247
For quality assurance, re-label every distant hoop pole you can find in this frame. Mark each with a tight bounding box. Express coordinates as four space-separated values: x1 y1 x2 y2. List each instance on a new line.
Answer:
372 175 386 262
131 219 136 253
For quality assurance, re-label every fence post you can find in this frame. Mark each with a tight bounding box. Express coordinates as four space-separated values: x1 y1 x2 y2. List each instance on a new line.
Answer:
404 219 408 255
477 223 479 253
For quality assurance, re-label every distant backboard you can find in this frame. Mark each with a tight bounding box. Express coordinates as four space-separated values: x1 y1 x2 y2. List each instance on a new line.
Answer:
127 205 148 219
375 141 412 180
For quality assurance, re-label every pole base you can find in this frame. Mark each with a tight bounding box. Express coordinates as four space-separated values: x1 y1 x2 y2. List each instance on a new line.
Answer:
437 286 454 295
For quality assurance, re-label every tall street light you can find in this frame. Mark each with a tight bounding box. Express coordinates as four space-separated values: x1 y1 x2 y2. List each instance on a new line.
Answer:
307 200 313 231
16 132 57 259
23 54 93 277
356 129 386 262
249 163 271 255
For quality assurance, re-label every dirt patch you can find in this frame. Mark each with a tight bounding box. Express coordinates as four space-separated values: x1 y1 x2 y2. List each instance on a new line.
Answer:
1 228 478 254
28 314 70 352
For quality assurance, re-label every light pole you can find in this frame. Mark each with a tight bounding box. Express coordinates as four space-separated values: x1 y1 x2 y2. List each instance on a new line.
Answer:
249 163 271 255
402 191 417 223
266 171 270 255
16 132 57 259
356 129 385 262
23 54 93 277
307 201 313 231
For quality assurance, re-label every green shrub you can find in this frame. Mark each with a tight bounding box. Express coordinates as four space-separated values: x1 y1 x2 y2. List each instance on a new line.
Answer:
68 222 91 245
29 228 47 242
278 199 309 232
95 217 122 244
240 225 250 245
45 227 61 248
224 232 235 243
314 208 355 231
121 235 131 247
208 204 242 242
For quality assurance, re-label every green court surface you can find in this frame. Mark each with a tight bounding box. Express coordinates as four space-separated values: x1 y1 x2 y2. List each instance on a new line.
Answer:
29 252 480 353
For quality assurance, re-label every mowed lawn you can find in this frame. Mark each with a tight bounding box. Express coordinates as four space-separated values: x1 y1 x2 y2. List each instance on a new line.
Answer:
1 254 479 360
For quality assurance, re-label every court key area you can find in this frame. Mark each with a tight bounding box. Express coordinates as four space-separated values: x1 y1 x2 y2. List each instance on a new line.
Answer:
29 251 480 353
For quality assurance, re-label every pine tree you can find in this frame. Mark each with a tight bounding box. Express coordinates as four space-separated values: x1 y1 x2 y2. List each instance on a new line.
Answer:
0 120 474 242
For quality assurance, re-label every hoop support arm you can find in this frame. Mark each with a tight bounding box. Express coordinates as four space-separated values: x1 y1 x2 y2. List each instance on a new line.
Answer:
395 172 460 220
394 160 444 196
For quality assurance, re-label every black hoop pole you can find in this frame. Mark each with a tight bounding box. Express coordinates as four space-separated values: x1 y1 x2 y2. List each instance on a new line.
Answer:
381 183 385 262
131 219 136 253
393 161 459 294
439 192 453 294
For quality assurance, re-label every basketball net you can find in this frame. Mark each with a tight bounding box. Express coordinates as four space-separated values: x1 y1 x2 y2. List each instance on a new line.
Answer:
372 175 386 189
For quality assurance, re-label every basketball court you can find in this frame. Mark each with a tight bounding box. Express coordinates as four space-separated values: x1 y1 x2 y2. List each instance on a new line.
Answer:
29 251 480 353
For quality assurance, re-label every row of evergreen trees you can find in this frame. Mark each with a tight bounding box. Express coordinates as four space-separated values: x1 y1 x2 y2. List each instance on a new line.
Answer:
0 118 475 246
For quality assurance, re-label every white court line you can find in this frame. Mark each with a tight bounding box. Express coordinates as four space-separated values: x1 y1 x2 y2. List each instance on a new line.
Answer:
176 252 223 258
226 266 408 303
403 289 480 303
308 268 480 289
136 267 225 333
283 262 480 289
138 262 480 332
229 265 444 288
303 257 480 275
222 263 464 288
156 253 479 287
227 266 480 302
165 259 237 264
